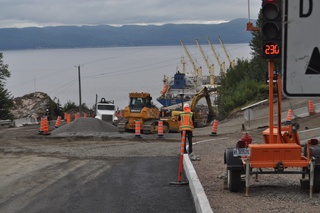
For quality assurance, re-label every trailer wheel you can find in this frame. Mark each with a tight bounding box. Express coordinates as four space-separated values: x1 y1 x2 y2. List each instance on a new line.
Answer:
313 169 320 193
227 169 241 192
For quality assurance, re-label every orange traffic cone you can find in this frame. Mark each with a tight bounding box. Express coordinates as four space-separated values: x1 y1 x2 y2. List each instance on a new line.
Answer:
210 120 219 136
43 118 51 135
157 121 164 139
286 109 293 124
55 116 61 128
38 117 44 134
308 100 315 115
66 113 71 124
135 120 142 138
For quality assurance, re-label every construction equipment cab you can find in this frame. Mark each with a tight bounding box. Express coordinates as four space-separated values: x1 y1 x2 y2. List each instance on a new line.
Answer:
95 98 118 124
118 92 168 133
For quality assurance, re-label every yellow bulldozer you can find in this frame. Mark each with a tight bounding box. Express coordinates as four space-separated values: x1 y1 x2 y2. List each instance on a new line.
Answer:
117 92 169 134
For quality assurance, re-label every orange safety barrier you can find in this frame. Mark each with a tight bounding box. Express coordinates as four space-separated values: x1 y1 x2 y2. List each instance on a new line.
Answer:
286 109 293 124
83 113 87 118
308 100 315 115
135 120 141 138
157 121 164 138
38 117 44 134
43 117 51 135
55 116 61 128
210 119 219 136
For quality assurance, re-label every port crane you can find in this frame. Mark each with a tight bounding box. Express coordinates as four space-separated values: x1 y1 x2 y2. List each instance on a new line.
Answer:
218 36 235 69
180 40 202 78
206 36 226 75
194 38 215 85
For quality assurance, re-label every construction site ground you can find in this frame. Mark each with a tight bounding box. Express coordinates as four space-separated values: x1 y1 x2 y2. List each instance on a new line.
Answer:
1 98 320 212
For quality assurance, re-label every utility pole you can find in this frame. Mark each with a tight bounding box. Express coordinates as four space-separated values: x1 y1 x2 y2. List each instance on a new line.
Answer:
76 65 83 116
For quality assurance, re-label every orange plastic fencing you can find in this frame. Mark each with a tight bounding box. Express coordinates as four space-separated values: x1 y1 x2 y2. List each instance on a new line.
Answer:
210 119 219 136
309 100 315 115
135 120 141 138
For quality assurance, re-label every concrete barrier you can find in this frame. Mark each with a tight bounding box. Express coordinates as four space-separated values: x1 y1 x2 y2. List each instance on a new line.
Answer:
0 120 12 128
184 154 213 213
242 104 313 131
299 127 320 142
314 103 320 113
13 117 38 127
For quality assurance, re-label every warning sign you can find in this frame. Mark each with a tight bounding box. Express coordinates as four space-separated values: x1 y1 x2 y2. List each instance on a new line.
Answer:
283 0 320 97
305 47 320 74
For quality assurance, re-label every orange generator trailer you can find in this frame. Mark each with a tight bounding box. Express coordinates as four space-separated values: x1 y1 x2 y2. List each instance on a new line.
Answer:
224 60 320 197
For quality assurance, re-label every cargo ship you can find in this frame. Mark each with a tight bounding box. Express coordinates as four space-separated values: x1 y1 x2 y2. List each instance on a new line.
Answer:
156 71 203 107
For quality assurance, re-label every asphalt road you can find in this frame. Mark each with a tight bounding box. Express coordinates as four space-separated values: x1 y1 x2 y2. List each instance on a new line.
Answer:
0 125 196 213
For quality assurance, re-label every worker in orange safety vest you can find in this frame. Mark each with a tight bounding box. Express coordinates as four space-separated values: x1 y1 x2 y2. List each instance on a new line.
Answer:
178 103 195 154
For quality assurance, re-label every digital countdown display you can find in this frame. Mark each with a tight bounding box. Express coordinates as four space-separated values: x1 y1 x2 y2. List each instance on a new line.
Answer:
263 42 281 58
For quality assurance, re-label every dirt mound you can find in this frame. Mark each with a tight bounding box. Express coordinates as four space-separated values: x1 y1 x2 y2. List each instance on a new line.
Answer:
51 117 118 137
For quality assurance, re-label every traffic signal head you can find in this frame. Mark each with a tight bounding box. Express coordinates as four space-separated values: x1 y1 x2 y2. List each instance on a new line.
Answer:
261 0 282 59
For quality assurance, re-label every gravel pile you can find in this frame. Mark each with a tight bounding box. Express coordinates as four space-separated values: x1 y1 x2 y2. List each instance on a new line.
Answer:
51 118 119 137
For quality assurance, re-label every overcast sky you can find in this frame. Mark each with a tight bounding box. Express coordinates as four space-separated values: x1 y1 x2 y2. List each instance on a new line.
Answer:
0 0 261 28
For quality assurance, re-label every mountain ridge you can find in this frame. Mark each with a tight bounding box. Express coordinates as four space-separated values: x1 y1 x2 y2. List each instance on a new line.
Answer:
0 18 254 50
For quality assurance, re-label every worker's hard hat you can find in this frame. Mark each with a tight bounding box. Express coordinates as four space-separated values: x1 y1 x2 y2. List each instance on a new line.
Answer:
183 103 189 108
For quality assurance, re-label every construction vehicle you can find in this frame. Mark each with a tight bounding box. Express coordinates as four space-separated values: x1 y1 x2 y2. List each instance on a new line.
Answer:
118 89 215 134
95 97 118 124
117 92 170 134
190 86 215 126
224 60 320 197
160 86 215 132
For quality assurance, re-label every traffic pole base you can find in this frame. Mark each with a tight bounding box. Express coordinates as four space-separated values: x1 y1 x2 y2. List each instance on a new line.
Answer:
210 132 217 136
169 181 189 186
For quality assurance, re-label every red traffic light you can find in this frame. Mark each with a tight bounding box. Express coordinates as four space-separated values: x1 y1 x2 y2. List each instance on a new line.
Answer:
262 1 281 20
262 0 282 59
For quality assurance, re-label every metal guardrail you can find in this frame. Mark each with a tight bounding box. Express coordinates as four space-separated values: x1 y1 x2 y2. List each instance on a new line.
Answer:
0 120 12 127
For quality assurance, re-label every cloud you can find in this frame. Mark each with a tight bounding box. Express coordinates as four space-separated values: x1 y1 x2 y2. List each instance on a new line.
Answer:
0 0 261 28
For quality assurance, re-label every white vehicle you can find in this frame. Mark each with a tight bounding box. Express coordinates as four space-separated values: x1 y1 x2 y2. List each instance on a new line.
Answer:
95 98 118 124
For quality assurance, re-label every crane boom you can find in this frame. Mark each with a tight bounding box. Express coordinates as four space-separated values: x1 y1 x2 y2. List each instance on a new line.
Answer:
206 36 226 74
218 36 235 69
195 38 215 85
180 40 202 77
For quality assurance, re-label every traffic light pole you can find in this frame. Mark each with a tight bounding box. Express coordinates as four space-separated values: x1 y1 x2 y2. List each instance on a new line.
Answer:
268 60 275 144
267 59 283 144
